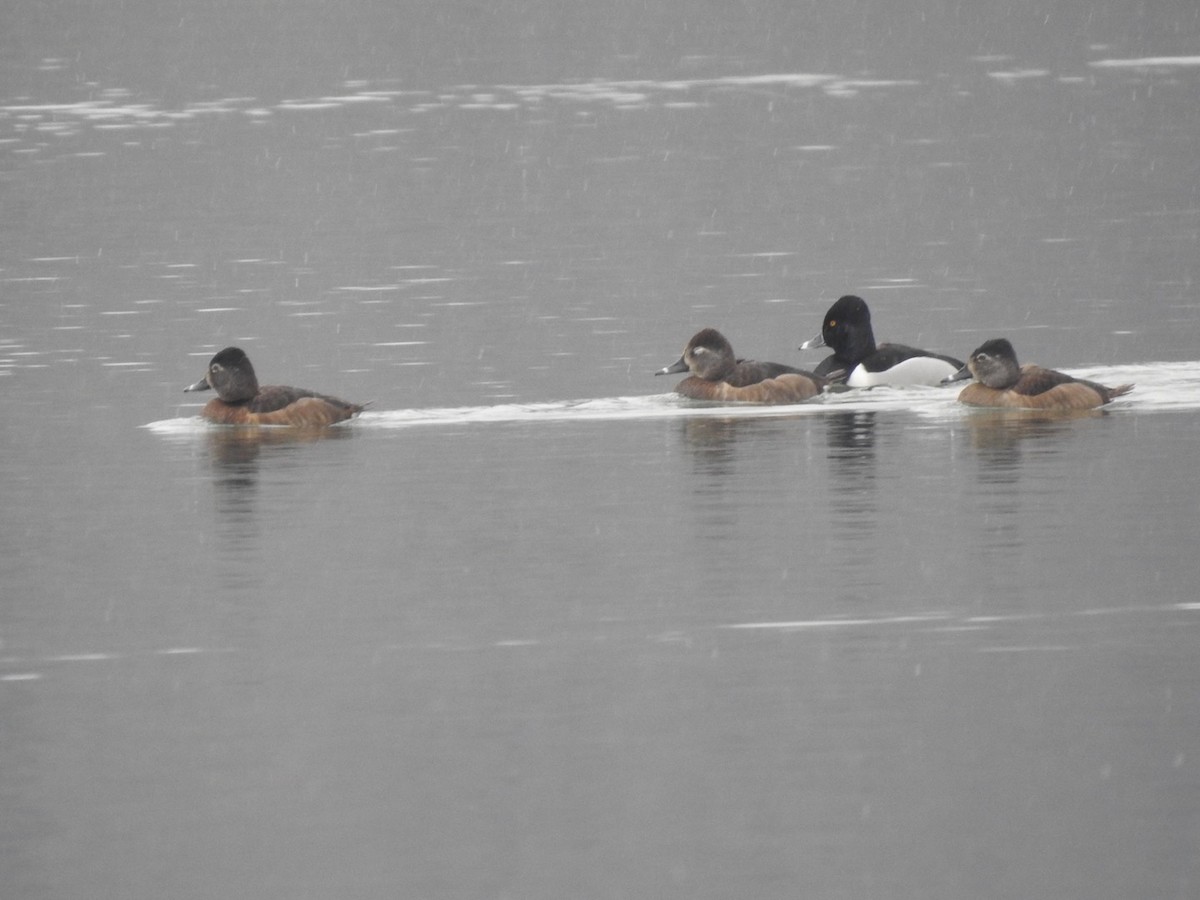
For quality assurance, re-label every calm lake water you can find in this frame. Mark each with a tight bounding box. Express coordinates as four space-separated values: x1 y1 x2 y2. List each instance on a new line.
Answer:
3 2 1200 898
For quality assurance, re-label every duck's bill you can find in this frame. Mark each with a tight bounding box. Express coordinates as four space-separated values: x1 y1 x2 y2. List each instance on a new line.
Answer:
799 333 826 351
184 377 212 393
942 364 972 385
655 356 689 376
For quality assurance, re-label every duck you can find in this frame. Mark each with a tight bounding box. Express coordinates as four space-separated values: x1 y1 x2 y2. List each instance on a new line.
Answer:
799 295 963 386
184 347 365 426
945 338 1134 409
656 328 826 403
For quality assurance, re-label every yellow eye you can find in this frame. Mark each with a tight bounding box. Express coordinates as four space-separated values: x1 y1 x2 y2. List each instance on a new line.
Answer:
828 320 836 328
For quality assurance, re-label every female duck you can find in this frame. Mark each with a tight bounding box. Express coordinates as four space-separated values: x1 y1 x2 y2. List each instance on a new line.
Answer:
184 347 365 426
946 338 1134 409
656 328 826 404
800 294 963 386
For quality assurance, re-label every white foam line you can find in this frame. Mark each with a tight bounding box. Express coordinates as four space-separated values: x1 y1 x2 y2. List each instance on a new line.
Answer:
155 647 227 656
1091 56 1200 68
729 603 1198 635
143 393 836 433
725 614 951 630
2 647 235 667
361 395 833 428
977 645 1074 653
502 73 840 96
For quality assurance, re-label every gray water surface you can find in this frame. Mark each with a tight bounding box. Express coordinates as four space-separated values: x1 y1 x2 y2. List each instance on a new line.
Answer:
3 3 1200 898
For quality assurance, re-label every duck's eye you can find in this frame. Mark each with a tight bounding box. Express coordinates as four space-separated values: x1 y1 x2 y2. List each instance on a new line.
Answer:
694 346 709 355
828 320 836 328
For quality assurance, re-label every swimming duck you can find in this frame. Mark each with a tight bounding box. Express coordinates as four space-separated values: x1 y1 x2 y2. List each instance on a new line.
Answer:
184 347 365 426
656 328 826 403
946 338 1134 409
800 295 963 386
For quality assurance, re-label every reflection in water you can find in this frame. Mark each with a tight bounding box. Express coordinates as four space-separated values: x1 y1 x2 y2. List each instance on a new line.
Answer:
964 408 1105 478
202 423 358 465
676 416 750 476
205 427 356 507
818 412 882 603
673 412 882 542
674 415 811 475
200 428 358 593
823 412 878 525
672 416 811 551
960 409 1098 560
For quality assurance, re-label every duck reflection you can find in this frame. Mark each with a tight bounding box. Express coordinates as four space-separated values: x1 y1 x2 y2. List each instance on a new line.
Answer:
203 423 357 468
672 415 813 555
199 426 358 593
825 411 877 466
959 408 1107 564
964 408 1105 479
824 412 878 525
203 426 357 507
675 415 805 476
677 416 746 474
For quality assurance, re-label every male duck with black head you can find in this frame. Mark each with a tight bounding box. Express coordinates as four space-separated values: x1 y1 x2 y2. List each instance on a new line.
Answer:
800 294 963 386
946 338 1134 409
185 347 365 427
656 328 826 403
